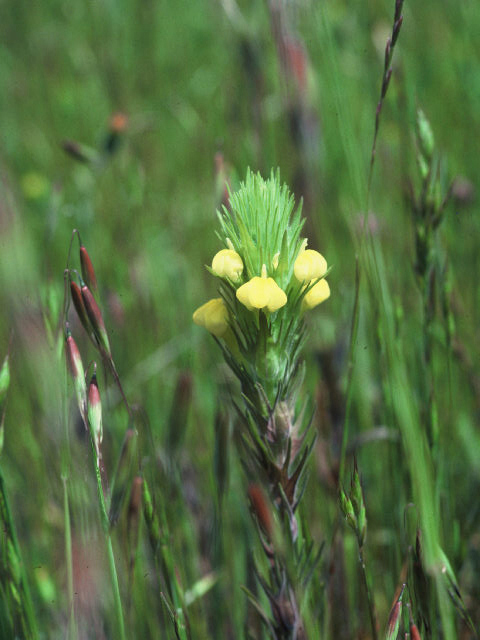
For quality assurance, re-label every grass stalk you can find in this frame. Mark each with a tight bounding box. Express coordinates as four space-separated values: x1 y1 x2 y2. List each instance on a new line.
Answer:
62 477 77 640
358 547 378 640
89 435 126 640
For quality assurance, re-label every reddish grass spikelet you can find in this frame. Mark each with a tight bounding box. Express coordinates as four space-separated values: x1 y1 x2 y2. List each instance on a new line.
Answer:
386 584 405 640
70 280 92 336
81 283 111 356
80 246 98 293
65 326 87 423
87 371 103 462
248 484 273 538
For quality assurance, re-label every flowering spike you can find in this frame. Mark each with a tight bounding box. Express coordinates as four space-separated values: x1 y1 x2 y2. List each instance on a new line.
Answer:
339 487 356 531
80 246 98 293
302 279 330 310
81 283 111 355
294 249 327 282
211 249 243 281
65 326 87 423
87 371 103 463
193 298 229 337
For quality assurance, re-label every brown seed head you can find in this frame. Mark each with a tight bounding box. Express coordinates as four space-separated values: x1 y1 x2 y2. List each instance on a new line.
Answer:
81 284 111 355
70 280 91 335
80 246 98 293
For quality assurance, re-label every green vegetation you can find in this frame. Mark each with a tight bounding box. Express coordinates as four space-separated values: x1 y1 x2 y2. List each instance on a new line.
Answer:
0 0 479 637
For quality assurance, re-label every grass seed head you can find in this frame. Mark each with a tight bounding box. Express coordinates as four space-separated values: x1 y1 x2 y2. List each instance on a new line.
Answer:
70 280 92 336
81 283 111 355
65 327 87 422
80 246 98 293
87 371 103 460
339 487 356 531
386 585 405 640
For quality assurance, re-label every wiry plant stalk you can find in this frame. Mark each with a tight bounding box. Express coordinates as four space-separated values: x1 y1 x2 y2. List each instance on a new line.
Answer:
368 0 405 195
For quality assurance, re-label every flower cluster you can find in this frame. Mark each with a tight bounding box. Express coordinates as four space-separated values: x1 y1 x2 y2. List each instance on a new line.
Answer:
193 170 330 407
193 173 330 342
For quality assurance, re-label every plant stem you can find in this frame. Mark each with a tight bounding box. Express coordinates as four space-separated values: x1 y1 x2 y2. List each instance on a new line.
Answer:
90 436 126 640
63 477 77 640
106 533 126 640
358 546 378 640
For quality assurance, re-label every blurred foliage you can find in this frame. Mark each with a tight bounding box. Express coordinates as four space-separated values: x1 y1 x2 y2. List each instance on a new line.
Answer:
0 0 479 637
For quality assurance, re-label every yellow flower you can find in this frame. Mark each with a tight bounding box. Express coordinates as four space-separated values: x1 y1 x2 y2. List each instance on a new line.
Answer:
236 265 287 312
294 249 327 282
302 279 330 310
193 298 229 337
211 249 244 281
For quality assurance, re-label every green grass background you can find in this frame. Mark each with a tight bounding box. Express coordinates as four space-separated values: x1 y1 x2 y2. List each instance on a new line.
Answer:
0 0 479 637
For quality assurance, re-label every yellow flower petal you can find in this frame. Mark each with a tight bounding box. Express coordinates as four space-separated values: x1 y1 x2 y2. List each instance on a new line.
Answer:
211 249 243 281
294 249 327 282
236 277 287 312
192 298 229 336
302 279 330 310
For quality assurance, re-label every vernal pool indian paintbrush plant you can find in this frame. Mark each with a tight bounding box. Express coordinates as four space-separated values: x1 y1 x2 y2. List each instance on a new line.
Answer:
193 169 330 637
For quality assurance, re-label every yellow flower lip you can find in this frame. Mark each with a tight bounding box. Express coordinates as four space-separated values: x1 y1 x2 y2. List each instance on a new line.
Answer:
193 298 229 336
211 249 244 281
302 279 330 310
236 265 287 312
294 249 327 282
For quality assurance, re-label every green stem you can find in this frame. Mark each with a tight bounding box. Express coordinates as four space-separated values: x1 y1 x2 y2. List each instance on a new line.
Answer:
358 546 378 640
89 436 126 640
106 534 126 640
339 258 361 483
63 477 77 640
0 468 39 640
